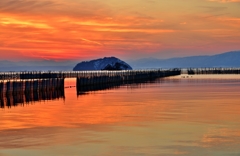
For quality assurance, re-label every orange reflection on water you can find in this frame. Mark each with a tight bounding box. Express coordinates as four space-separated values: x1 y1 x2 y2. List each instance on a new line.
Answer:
1 77 240 130
1 77 240 156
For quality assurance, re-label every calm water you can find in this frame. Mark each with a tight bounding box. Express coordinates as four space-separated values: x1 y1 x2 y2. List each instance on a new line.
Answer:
1 75 240 156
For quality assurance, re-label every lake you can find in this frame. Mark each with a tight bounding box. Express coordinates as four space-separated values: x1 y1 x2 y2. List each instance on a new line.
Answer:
1 75 240 156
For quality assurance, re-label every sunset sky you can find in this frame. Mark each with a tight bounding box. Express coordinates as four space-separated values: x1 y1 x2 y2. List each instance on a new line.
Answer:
0 0 240 61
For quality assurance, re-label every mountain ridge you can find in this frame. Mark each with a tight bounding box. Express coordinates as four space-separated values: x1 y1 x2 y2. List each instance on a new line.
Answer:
129 51 240 69
0 51 240 71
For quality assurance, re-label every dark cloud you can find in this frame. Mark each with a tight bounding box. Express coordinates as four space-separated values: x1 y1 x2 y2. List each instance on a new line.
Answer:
0 0 58 14
0 0 110 20
198 6 228 12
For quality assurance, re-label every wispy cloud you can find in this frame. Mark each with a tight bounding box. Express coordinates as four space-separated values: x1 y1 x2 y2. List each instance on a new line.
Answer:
0 0 173 60
0 17 53 29
0 0 240 60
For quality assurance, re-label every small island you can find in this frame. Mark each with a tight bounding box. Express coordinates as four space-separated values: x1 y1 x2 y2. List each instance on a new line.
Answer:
73 57 132 71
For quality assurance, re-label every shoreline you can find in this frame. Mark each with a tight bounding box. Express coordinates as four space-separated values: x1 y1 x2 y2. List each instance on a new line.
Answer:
168 74 240 79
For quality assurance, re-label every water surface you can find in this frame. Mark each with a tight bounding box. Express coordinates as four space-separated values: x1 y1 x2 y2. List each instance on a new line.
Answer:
1 75 240 156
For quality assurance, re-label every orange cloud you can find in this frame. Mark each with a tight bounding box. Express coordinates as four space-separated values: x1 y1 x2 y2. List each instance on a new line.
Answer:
0 0 240 60
0 8 170 60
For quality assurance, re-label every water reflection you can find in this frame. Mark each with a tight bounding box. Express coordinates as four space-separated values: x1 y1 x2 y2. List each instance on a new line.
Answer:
77 79 161 95
1 76 240 156
0 78 170 108
0 89 64 108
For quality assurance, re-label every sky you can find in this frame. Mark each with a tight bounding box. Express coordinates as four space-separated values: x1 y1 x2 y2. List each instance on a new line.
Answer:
0 0 240 61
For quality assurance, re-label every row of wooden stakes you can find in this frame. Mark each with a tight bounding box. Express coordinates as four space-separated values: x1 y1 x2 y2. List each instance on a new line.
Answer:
188 68 240 74
77 70 181 87
0 89 64 109
0 78 64 94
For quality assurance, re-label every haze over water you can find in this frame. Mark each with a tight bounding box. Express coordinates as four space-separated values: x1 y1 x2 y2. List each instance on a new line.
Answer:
1 76 240 156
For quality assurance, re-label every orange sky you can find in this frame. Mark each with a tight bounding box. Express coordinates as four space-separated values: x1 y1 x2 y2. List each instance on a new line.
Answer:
0 0 240 61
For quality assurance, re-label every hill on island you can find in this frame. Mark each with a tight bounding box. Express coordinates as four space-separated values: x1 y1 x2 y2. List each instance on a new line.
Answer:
129 51 240 69
73 57 133 71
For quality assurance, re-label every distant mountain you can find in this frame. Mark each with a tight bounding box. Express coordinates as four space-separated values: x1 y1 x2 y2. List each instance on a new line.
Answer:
73 57 132 71
129 51 240 69
1 51 240 72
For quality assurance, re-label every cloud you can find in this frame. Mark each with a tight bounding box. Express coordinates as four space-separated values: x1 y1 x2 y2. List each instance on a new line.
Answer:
0 0 173 60
0 17 53 29
198 6 228 12
0 0 240 60
0 0 59 14
0 0 111 20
